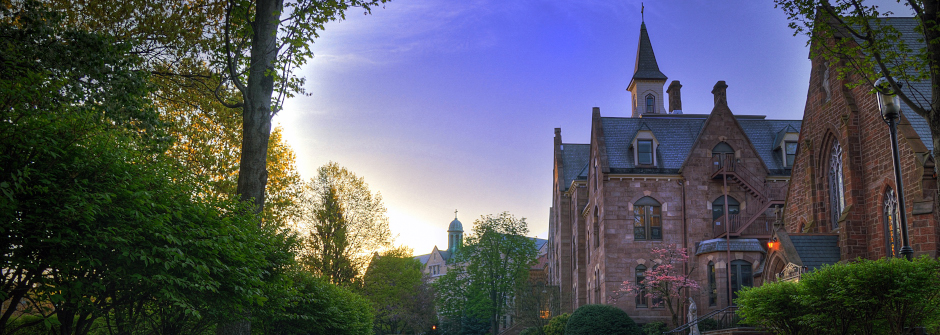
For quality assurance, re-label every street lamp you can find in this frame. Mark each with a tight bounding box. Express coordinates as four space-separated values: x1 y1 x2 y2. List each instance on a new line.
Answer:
875 77 914 261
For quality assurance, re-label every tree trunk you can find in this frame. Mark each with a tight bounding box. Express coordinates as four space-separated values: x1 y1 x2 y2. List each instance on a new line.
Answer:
220 0 282 334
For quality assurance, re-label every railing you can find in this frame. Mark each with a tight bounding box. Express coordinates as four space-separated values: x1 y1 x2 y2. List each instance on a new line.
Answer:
664 306 741 334
713 214 742 237
714 214 774 238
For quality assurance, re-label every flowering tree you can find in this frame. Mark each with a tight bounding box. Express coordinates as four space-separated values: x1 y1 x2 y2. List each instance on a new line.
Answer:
611 245 699 327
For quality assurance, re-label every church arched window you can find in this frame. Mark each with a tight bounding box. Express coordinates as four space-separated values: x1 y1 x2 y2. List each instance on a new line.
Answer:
828 140 845 229
646 94 655 113
633 196 661 240
884 188 901 257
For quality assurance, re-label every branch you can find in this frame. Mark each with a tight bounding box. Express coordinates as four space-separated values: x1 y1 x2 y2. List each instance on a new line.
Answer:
224 0 248 98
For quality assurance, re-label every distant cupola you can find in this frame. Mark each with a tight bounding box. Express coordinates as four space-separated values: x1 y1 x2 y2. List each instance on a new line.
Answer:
447 210 463 254
627 21 668 118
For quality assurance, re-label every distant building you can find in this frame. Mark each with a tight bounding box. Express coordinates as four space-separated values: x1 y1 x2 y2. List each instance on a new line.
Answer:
414 213 465 282
547 19 801 325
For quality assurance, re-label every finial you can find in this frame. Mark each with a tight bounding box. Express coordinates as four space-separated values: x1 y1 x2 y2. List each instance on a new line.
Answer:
641 2 644 22
455 209 458 219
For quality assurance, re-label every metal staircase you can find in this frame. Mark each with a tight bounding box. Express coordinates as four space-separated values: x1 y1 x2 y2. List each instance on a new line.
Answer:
711 155 784 238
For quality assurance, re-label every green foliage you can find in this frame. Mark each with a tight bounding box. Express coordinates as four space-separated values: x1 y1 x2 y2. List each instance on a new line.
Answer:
564 304 642 335
360 247 436 334
519 327 543 335
642 322 668 335
736 280 808 335
543 313 570 335
435 212 538 333
697 318 719 332
736 256 940 335
257 272 374 335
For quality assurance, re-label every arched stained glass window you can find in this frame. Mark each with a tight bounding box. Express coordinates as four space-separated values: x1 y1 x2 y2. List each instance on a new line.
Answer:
828 141 845 229
634 197 662 240
885 188 901 258
635 265 648 308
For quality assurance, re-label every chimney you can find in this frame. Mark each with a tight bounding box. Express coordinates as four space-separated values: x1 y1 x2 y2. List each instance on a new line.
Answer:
712 81 728 107
667 80 682 114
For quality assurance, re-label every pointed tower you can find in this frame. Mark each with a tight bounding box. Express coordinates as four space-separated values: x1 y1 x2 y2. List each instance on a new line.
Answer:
627 21 668 118
447 210 463 254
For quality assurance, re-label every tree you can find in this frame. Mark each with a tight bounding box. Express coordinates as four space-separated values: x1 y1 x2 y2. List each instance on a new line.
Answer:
514 280 559 334
436 213 539 335
255 271 375 335
359 247 437 334
300 162 392 285
611 245 699 327
0 3 298 334
775 0 940 175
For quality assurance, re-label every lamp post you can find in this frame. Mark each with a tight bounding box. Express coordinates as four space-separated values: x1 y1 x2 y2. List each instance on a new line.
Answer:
875 77 914 261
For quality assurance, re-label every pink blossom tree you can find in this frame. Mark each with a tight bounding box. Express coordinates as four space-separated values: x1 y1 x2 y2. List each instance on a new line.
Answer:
611 245 699 327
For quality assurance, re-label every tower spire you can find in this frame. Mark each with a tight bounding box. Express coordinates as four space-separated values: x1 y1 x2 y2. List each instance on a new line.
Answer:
641 2 644 22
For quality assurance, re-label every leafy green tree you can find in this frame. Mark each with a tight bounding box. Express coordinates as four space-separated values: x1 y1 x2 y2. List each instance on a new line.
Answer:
360 247 437 334
0 4 299 334
775 0 940 173
564 304 641 335
300 162 392 285
436 213 538 335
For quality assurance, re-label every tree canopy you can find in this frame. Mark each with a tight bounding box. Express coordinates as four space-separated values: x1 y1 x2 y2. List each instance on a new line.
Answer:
435 213 538 335
360 247 437 334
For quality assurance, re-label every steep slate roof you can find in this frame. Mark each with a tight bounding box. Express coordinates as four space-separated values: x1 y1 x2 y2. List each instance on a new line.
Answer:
789 235 840 270
632 23 667 81
560 143 590 190
738 119 804 174
864 18 934 153
602 116 705 172
562 115 802 175
414 254 430 265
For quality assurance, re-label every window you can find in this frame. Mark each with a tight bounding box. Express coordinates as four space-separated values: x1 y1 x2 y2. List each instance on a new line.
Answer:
635 265 648 307
646 94 655 113
713 142 735 170
885 188 901 258
730 260 753 302
593 207 600 249
828 140 845 229
633 197 662 240
594 266 601 304
712 196 740 220
708 261 717 306
637 139 654 165
785 141 797 167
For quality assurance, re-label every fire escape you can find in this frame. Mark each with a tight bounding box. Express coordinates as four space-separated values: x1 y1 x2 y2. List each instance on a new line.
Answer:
711 154 785 238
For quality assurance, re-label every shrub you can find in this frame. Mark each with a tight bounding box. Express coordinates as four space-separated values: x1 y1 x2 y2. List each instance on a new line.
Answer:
736 256 940 335
519 327 543 335
259 274 374 335
543 313 569 335
697 318 719 332
564 304 642 335
736 281 808 335
642 321 668 335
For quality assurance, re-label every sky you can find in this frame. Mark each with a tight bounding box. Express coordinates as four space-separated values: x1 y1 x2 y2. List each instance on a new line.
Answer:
275 0 909 255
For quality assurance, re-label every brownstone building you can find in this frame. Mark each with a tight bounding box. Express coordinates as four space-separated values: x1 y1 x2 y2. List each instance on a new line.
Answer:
547 21 801 325
767 17 940 283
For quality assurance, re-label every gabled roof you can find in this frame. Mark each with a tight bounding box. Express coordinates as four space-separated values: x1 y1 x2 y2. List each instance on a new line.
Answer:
602 116 705 172
560 143 590 190
632 22 667 81
772 124 800 148
739 119 803 173
789 235 840 270
561 114 801 176
856 18 933 153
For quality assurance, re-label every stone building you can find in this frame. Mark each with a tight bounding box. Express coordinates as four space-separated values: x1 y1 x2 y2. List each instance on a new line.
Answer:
415 213 465 282
767 17 940 283
546 20 801 325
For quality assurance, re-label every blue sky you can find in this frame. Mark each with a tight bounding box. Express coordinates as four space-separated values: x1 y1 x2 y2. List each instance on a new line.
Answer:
275 0 908 254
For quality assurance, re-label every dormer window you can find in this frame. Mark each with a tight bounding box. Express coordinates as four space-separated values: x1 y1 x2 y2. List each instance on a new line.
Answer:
646 94 655 113
638 140 653 165
632 129 658 166
785 141 797 167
